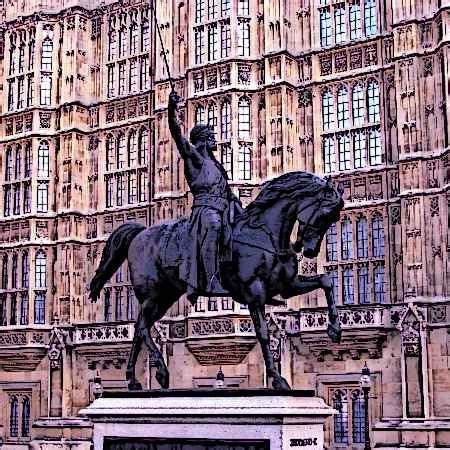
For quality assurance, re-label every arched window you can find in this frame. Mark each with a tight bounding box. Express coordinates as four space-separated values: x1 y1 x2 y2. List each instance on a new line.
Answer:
353 131 366 169
337 86 349 128
141 19 150 52
9 42 16 75
106 134 115 171
367 80 380 123
372 214 384 257
323 137 336 174
195 0 205 23
368 128 381 165
34 292 45 324
364 0 377 36
341 218 353 260
207 103 217 134
1 255 8 290
11 253 17 289
20 292 29 325
322 90 334 131
356 217 368 258
138 129 149 165
351 390 365 443
14 146 21 179
326 223 337 262
127 287 135 321
350 3 362 39
104 289 112 321
41 38 53 71
195 105 205 125
10 396 19 437
238 0 249 15
130 22 139 55
343 267 354 304
237 20 250 56
128 131 138 167
130 59 138 93
220 100 231 140
119 25 128 58
5 146 13 181
115 288 123 321
358 265 369 304
18 44 25 72
334 5 346 43
238 97 251 138
333 390 348 444
24 143 32 177
238 143 252 180
221 0 231 16
108 28 117 60
21 397 30 437
352 83 364 126
374 264 385 303
338 134 350 171
22 251 29 288
28 40 35 71
37 141 49 177
117 133 126 169
35 250 46 289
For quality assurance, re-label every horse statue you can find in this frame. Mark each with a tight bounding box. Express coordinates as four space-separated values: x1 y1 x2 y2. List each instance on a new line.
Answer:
89 171 344 390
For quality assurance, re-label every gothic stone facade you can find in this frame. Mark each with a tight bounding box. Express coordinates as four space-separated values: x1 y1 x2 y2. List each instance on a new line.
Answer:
0 0 448 449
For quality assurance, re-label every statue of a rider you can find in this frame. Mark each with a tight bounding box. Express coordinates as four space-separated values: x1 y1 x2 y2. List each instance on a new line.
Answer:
168 90 243 305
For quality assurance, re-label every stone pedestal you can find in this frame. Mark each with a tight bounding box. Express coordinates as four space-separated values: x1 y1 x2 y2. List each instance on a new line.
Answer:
80 390 335 450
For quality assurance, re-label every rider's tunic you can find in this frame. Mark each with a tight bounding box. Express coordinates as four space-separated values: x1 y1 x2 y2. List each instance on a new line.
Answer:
180 145 236 294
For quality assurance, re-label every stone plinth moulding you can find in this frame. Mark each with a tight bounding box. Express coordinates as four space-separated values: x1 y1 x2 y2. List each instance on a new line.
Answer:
80 390 336 450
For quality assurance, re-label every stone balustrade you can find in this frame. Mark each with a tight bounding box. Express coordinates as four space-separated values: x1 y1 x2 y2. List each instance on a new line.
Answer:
74 323 135 345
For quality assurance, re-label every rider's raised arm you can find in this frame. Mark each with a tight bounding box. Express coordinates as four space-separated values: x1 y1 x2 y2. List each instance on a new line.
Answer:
168 91 200 163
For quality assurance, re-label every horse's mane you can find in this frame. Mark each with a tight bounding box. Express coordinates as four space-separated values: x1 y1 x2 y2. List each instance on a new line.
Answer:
243 171 327 220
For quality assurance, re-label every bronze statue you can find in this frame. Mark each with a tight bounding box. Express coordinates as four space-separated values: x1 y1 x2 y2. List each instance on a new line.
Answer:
168 91 242 304
89 96 344 391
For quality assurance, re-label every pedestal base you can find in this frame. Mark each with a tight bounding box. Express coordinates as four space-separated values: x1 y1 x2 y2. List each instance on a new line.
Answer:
80 390 335 450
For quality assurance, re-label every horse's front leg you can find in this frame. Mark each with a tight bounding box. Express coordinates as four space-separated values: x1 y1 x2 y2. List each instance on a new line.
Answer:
246 279 291 391
280 274 341 343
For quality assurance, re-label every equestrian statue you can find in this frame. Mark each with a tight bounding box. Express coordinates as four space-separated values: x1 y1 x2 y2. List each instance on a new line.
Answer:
89 91 344 391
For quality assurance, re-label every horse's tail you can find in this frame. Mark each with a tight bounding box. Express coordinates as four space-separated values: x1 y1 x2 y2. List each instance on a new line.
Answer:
89 222 146 302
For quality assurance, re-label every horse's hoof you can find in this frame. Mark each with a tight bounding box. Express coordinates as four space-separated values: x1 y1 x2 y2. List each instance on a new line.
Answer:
128 380 143 391
156 370 170 389
125 369 133 381
272 377 291 391
327 323 342 344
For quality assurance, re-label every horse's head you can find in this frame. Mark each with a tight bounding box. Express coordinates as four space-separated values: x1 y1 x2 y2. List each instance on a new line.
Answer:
293 177 344 258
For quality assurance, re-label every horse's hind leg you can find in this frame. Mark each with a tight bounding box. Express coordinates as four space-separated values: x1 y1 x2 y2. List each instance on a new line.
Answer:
126 309 144 390
138 292 179 389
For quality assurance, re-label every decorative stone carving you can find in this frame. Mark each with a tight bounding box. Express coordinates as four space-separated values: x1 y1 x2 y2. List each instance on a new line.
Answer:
219 65 231 85
74 323 134 344
191 318 234 336
298 89 312 107
334 51 347 72
430 197 439 216
430 305 446 323
319 55 332 76
390 206 401 225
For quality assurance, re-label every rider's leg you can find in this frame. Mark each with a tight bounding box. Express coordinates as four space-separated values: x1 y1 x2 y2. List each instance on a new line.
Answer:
200 209 223 292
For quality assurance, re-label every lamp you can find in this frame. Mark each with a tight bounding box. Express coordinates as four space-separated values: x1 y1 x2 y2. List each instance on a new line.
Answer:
359 362 372 450
215 367 225 389
93 370 103 399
